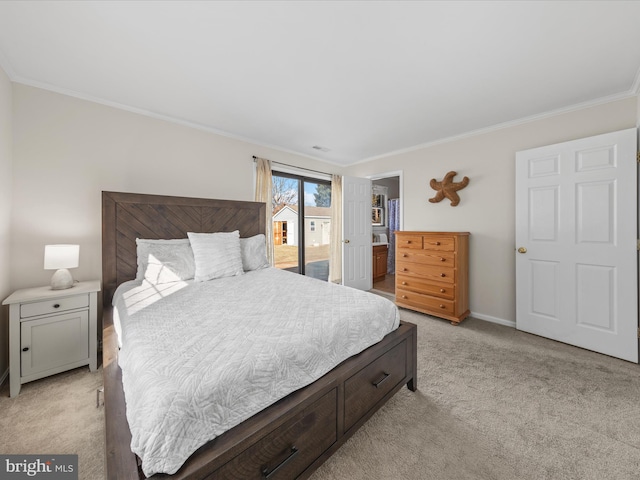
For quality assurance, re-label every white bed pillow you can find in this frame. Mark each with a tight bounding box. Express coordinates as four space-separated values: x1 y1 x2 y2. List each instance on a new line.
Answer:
135 238 195 284
187 231 244 281
240 234 270 271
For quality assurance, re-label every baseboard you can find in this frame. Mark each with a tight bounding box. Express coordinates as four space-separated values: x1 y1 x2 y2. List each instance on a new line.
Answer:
470 311 516 328
0 367 8 389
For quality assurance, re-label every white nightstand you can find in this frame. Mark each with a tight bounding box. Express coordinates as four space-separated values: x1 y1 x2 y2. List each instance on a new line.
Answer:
2 280 100 397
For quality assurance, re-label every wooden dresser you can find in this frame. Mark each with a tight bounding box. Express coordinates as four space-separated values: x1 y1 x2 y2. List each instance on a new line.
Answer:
395 231 470 324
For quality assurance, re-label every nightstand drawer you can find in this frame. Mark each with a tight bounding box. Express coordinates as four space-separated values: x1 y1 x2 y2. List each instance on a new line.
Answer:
20 294 89 319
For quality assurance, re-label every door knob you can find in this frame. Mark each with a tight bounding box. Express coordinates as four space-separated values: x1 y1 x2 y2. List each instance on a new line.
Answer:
517 247 527 254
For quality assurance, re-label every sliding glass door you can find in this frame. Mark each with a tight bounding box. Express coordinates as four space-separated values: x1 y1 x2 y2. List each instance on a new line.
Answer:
272 172 331 280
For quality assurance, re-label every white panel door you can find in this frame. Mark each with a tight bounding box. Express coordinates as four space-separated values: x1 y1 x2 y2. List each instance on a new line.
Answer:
342 176 372 290
515 128 638 362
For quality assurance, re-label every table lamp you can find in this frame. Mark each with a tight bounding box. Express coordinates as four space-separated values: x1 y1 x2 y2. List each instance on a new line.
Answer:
44 244 79 290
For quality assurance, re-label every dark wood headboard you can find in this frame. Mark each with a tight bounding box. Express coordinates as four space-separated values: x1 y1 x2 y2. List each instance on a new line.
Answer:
101 191 266 306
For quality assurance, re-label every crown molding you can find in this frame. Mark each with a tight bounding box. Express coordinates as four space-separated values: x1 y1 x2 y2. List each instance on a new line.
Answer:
0 46 16 80
6 67 640 168
11 75 348 169
355 89 639 165
631 65 640 95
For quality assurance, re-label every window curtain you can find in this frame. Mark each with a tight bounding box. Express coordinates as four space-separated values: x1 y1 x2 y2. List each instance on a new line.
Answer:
387 198 400 275
254 157 275 265
329 174 343 284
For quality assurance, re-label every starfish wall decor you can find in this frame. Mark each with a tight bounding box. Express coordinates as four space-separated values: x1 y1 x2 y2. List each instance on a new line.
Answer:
429 171 470 207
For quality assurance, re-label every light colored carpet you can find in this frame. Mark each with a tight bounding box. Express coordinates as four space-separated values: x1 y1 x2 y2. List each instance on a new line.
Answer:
0 365 104 479
1 309 639 480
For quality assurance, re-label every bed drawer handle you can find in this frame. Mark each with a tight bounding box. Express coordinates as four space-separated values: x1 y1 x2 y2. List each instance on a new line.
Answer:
262 446 299 479
372 372 390 388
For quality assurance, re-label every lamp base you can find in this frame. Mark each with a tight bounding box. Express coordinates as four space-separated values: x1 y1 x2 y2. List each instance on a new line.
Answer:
50 269 74 290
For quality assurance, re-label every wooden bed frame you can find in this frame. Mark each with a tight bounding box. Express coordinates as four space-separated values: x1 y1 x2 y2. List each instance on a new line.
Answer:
102 191 417 479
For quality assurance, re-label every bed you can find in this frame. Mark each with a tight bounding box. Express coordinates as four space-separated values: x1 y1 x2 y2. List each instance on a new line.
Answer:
102 191 417 479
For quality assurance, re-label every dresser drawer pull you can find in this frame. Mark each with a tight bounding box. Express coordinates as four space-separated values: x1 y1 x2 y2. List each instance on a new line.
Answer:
22 347 29 352
440 257 445 261
406 240 411 244
440 304 445 309
440 273 446 277
372 372 390 388
262 446 299 479
440 288 445 293
402 295 407 299
53 304 60 309
433 241 441 246
403 254 408 257
402 281 407 285
403 268 408 272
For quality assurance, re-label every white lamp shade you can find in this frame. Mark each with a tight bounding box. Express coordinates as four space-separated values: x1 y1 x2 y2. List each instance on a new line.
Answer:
44 244 80 270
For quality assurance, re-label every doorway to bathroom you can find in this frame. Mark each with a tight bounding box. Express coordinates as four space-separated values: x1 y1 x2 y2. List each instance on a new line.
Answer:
369 172 402 296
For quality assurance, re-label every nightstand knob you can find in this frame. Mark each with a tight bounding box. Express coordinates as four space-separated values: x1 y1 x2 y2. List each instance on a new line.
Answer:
434 242 441 246
439 304 445 309
53 303 60 309
402 295 407 299
22 347 29 352
440 288 445 293
402 281 407 285
440 257 445 262
440 273 446 277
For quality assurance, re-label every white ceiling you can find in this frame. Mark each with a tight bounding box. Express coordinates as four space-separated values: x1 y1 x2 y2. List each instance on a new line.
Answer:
1 1 639 166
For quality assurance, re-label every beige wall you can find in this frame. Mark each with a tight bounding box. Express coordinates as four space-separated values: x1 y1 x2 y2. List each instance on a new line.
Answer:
0 66 12 381
11 84 342 291
6 82 639 336
346 97 638 325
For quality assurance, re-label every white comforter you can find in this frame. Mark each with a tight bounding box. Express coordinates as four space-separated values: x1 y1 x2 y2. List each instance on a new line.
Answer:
113 267 400 476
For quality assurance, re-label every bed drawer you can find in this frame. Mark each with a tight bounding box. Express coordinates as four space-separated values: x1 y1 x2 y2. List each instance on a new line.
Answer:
211 389 337 479
344 341 407 432
396 288 456 316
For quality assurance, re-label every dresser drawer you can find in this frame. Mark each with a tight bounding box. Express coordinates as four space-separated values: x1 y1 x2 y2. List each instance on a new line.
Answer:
396 274 455 300
422 236 455 252
20 294 89 319
344 340 406 432
396 289 456 316
396 262 455 284
396 235 423 249
397 250 455 267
